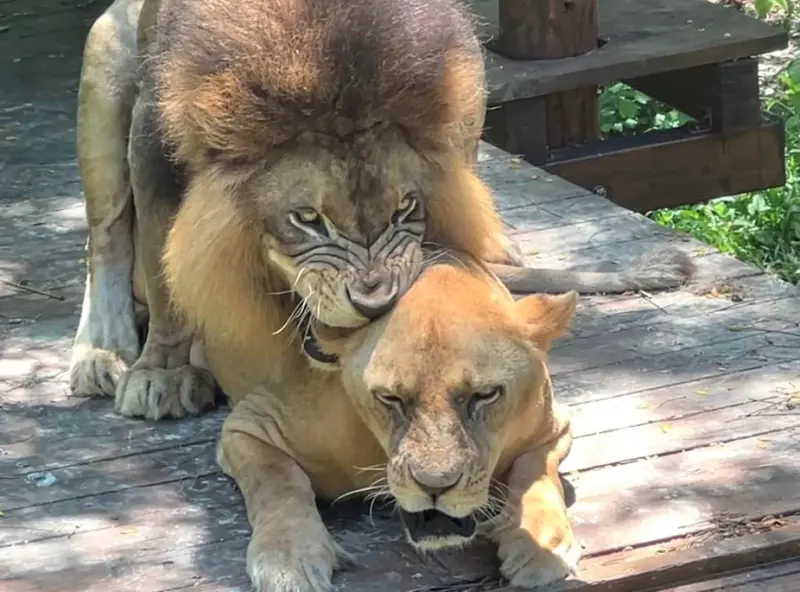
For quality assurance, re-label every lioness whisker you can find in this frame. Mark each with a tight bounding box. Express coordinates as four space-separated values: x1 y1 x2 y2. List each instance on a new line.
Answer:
367 492 396 528
352 463 387 474
332 477 389 505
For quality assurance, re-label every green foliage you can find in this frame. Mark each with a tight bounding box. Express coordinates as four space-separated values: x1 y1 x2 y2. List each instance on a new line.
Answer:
753 0 795 27
598 56 800 284
598 83 692 136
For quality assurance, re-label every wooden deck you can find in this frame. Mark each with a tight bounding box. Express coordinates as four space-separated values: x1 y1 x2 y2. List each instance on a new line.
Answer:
2 1 800 591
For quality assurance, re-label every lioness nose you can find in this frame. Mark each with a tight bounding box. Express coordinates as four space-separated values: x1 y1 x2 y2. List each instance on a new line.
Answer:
410 467 463 499
346 273 399 319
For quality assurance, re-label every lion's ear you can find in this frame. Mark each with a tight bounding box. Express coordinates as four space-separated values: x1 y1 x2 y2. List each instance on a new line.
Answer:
514 291 578 351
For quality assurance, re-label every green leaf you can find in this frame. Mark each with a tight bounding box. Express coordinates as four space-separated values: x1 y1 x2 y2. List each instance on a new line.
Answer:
617 98 639 119
754 0 774 18
786 59 800 86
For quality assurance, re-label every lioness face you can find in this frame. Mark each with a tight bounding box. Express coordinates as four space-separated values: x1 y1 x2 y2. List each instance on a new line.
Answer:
338 266 577 551
245 128 431 329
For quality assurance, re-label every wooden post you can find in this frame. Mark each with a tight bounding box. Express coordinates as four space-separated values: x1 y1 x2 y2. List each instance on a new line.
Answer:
491 0 600 149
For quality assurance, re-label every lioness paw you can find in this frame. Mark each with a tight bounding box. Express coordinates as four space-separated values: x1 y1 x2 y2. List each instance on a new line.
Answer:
115 365 216 420
497 531 580 589
70 347 129 397
247 530 344 592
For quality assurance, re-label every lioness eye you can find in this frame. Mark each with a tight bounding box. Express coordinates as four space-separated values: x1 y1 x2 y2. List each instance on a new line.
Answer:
468 386 504 418
374 392 405 413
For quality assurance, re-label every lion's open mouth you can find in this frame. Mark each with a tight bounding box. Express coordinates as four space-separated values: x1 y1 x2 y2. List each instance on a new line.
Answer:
296 315 339 366
399 509 477 543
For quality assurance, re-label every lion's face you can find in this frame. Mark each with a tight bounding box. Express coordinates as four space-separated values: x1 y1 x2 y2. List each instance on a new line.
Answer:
244 127 432 329
336 265 577 551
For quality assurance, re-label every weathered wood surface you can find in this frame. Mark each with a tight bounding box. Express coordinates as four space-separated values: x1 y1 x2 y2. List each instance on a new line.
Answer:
3 2 800 592
667 558 800 591
473 0 788 104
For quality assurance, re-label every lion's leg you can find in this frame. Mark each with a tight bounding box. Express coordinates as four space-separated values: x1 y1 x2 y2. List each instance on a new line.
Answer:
112 91 216 420
489 413 580 589
218 399 347 592
70 4 142 397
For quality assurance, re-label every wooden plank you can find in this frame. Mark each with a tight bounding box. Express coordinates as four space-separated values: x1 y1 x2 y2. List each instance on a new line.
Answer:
0 403 225 478
4 426 798 592
552 327 800 406
568 359 800 437
0 441 220 512
625 58 762 134
527 521 800 592
665 558 800 590
569 426 800 553
475 0 789 104
541 117 786 212
550 291 800 374
565 361 800 471
569 270 800 339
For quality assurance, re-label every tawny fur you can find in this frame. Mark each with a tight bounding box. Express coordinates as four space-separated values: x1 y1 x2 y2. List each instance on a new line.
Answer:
216 260 581 590
71 0 692 423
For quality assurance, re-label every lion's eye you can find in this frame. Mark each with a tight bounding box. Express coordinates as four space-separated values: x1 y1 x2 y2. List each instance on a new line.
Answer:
468 386 504 418
393 192 418 224
398 193 416 212
374 392 405 413
295 208 320 223
289 208 328 236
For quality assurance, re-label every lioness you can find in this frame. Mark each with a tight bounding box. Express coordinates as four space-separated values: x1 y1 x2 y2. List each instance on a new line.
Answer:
70 0 692 420
216 256 579 591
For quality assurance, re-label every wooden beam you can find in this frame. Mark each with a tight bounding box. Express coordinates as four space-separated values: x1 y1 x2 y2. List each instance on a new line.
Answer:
483 99 550 164
485 0 600 155
481 0 788 105
540 116 785 212
625 58 761 134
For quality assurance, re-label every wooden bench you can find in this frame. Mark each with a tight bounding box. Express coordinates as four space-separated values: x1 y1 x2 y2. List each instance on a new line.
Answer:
472 0 789 212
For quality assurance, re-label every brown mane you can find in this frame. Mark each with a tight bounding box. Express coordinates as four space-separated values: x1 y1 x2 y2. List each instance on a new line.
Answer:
152 0 486 167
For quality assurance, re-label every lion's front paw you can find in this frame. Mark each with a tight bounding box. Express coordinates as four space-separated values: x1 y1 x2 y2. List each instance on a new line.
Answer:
496 233 527 266
497 530 580 589
70 347 129 397
247 529 344 592
115 365 217 420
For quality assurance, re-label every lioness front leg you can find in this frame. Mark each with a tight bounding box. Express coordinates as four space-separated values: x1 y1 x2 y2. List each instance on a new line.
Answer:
113 91 216 420
491 423 580 588
70 0 144 397
218 399 348 592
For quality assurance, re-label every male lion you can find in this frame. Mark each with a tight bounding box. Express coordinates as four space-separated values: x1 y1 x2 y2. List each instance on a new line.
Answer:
70 0 693 419
216 255 579 591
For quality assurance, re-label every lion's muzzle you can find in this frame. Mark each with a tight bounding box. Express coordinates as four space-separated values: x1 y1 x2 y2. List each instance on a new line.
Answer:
345 268 400 319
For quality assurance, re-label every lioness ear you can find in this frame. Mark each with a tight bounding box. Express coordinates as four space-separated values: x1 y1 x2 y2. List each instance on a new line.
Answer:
514 291 578 351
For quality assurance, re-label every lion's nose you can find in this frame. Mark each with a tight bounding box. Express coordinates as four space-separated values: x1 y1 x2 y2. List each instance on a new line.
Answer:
410 466 463 499
346 272 399 319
